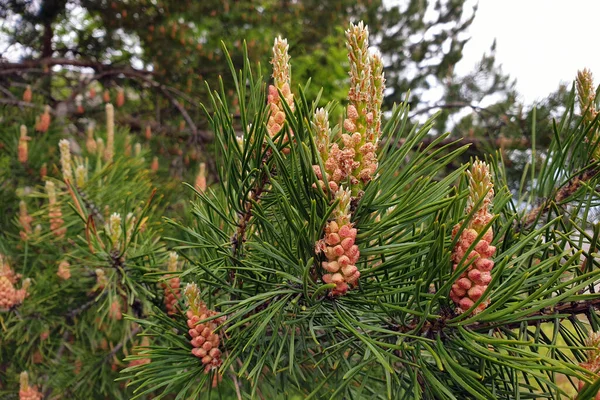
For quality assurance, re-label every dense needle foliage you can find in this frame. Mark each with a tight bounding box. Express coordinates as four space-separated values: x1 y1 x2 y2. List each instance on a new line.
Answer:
2 20 600 400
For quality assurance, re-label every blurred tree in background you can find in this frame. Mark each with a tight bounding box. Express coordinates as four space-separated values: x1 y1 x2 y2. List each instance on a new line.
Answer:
1 0 565 186
1 0 518 133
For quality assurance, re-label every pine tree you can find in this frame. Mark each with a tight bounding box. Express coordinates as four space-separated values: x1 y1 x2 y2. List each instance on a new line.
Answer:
0 103 172 398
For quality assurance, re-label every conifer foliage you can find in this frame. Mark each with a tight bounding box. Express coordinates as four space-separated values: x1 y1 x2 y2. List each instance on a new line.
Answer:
121 24 600 399
2 20 600 400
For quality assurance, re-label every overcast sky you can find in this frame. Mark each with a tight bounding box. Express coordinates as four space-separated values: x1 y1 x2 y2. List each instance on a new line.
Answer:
456 0 600 105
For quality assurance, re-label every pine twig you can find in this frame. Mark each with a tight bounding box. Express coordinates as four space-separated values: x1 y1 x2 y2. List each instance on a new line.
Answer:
230 152 272 282
229 365 243 400
473 296 600 332
104 325 142 363
392 296 600 336
519 166 599 232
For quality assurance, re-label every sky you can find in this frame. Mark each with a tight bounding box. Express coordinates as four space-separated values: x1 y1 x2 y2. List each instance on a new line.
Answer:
455 0 600 105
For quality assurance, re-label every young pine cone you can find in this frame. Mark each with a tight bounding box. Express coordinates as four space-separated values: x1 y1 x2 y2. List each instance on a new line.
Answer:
187 309 227 373
185 283 226 373
161 276 181 316
449 227 495 314
449 160 496 314
19 372 43 400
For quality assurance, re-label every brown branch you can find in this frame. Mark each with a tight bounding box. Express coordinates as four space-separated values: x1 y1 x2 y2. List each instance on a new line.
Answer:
474 296 600 332
156 84 200 141
229 364 243 400
0 98 55 113
0 58 153 76
519 166 599 232
104 325 142 362
395 296 600 335
1 60 214 143
230 152 273 287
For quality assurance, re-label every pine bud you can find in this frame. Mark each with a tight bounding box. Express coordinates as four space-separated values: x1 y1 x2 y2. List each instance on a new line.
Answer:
23 85 32 103
185 283 226 373
19 371 43 400
46 180 66 238
340 22 385 192
134 142 142 157
35 105 51 133
125 212 136 245
95 268 107 290
103 89 110 103
19 200 33 240
116 87 125 107
195 162 207 192
57 260 71 280
75 165 87 188
128 336 151 367
0 276 17 309
578 331 600 399
145 124 152 140
96 138 105 159
267 36 294 139
104 104 115 163
151 156 159 172
59 139 73 182
106 213 123 249
576 69 600 159
18 125 31 164
40 163 47 179
86 123 97 154
89 86 96 99
0 261 29 310
450 160 496 315
577 69 597 124
109 299 123 320
161 252 181 316
318 188 360 296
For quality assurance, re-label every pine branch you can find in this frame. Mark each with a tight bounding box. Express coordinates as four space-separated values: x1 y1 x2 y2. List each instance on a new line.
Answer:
0 58 154 76
519 165 600 232
0 98 55 112
393 296 600 336
230 151 272 283
0 58 213 143
474 296 600 332
103 325 142 363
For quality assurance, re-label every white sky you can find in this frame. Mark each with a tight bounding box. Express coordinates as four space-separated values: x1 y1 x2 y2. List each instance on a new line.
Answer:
456 0 600 105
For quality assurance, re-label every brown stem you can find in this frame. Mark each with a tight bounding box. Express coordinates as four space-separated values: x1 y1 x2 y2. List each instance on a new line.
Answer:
0 58 153 75
519 165 599 232
0 98 55 112
395 296 600 335
473 297 600 332
229 365 243 400
104 325 142 362
41 21 53 59
231 157 271 271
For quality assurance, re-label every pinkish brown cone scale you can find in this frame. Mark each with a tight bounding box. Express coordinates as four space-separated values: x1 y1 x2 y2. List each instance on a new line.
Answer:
449 160 496 314
449 227 496 313
321 220 361 296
